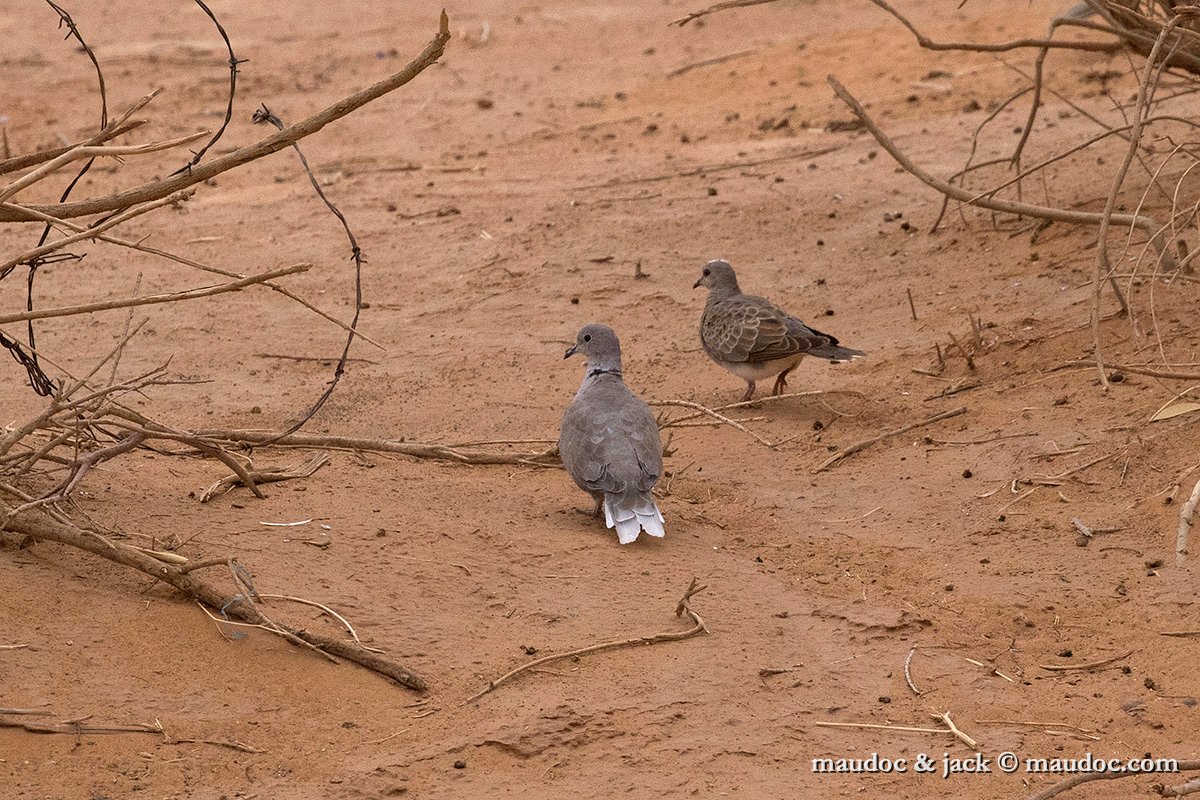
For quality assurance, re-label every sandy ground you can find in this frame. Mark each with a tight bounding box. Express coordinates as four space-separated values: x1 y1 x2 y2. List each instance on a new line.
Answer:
2 0 1199 798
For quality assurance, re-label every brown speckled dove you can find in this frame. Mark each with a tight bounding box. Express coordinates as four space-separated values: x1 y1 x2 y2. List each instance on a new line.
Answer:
559 324 664 545
694 259 865 401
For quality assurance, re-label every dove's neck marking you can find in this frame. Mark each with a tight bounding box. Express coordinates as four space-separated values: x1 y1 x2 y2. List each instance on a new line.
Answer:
587 367 622 379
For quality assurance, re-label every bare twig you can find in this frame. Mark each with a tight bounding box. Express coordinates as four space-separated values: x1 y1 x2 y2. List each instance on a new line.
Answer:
0 263 308 325
1039 650 1132 672
903 646 922 695
464 579 709 703
813 407 968 473
649 399 774 447
670 0 780 27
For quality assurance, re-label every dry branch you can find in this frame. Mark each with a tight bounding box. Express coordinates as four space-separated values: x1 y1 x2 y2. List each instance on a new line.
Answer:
825 76 1177 269
1026 760 1200 800
0 12 452 223
3 508 427 691
190 429 561 467
464 579 709 703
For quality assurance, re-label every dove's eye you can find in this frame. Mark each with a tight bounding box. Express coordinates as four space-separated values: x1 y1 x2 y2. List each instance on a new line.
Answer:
703 268 711 276
583 334 591 342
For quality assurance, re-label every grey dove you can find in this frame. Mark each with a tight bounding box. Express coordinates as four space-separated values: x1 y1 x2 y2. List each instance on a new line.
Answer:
559 323 665 545
694 259 865 401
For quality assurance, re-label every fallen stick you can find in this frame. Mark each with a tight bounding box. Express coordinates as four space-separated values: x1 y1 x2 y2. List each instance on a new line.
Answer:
1177 477 1200 566
199 451 330 503
814 710 979 748
813 407 967 473
189 428 560 467
1039 651 1132 672
649 400 774 447
1026 760 1200 800
0 716 161 736
464 579 709 704
903 646 922 695
4 508 427 691
1158 777 1200 798
670 0 780 26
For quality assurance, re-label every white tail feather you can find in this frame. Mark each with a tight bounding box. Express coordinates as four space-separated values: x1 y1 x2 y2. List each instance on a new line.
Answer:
603 495 665 544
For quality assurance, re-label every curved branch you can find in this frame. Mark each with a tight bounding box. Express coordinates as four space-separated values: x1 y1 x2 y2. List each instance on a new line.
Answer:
825 75 1176 269
0 10 452 223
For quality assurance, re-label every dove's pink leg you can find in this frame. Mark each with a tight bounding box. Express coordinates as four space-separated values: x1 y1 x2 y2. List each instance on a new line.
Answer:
772 367 793 396
741 381 756 402
592 497 603 517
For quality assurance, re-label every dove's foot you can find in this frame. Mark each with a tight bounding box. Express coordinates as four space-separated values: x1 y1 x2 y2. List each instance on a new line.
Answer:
741 381 756 402
772 368 793 396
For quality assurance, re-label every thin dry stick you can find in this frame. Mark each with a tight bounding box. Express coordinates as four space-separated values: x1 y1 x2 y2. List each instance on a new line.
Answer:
1039 650 1132 672
666 49 759 77
814 712 978 748
1025 760 1200 800
0 12 452 223
658 390 854 427
255 592 381 652
0 188 199 276
189 428 560 467
0 263 308 325
1 200 384 351
903 646 922 695
464 579 709 704
0 717 162 736
649 400 773 447
0 132 208 203
813 407 967 474
826 76 1176 269
934 711 979 749
0 118 146 176
670 0 781 27
1176 477 1200 565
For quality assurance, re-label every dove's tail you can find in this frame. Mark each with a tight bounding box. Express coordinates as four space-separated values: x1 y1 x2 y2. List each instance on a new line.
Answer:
812 343 866 363
603 493 665 545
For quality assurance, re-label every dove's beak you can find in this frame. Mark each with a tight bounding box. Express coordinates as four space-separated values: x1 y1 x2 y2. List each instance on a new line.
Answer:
564 344 577 359
692 277 703 289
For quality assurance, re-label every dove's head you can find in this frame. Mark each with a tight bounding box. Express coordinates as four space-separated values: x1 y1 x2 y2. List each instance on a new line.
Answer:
564 323 622 371
693 259 740 295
